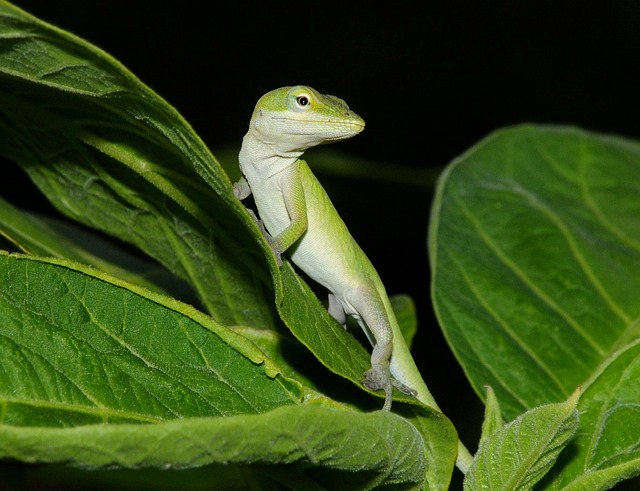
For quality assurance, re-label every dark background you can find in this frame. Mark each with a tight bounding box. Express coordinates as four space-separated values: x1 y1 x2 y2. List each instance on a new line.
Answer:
4 1 640 489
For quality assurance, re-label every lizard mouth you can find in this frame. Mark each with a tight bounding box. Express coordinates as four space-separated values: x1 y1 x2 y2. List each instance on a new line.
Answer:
273 116 365 134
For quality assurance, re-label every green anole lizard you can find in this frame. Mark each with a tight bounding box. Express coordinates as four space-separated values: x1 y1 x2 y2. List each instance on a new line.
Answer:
233 85 438 412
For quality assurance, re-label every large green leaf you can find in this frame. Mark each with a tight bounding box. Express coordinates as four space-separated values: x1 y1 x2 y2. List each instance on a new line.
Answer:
0 252 428 489
430 125 640 487
0 252 296 423
1 406 427 490
0 0 276 328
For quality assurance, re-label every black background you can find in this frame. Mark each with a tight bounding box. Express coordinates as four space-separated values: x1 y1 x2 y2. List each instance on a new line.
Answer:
4 1 640 489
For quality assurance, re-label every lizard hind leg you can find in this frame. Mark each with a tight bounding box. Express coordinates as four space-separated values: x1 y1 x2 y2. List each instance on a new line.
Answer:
355 291 418 410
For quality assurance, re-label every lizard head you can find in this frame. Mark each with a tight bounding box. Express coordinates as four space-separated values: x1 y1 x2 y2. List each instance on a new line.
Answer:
249 85 365 153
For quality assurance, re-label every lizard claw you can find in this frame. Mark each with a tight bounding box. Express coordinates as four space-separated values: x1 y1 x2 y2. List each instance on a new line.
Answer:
363 364 417 411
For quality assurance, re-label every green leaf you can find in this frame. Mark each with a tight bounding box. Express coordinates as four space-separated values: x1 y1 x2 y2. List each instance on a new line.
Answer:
430 124 640 487
0 252 295 424
431 125 640 417
464 390 580 491
0 0 277 329
401 406 458 490
0 252 428 489
541 340 640 490
0 405 426 490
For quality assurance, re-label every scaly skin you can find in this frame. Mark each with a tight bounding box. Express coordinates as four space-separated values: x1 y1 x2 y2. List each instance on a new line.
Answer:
234 85 435 411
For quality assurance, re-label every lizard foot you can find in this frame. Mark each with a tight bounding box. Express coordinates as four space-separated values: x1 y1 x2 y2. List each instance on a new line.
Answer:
362 364 417 411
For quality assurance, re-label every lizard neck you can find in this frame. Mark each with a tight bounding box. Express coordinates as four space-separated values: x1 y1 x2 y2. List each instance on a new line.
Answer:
239 131 304 179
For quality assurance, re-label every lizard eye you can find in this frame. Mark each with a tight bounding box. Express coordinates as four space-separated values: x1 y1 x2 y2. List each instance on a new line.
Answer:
296 95 310 108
